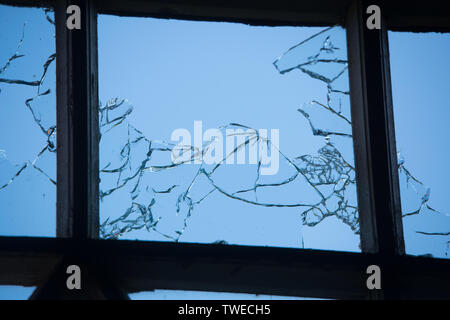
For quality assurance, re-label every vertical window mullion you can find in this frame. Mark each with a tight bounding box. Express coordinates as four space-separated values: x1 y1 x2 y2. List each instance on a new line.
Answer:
346 0 405 298
56 0 99 239
346 0 404 256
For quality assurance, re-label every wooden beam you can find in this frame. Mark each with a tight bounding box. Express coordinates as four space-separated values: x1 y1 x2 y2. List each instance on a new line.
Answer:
95 0 351 26
383 0 450 32
1 237 449 299
0 0 449 30
93 0 450 31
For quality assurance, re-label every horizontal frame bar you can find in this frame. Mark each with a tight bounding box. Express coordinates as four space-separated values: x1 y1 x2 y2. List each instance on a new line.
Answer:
0 0 449 29
94 0 450 31
95 0 351 26
0 237 449 299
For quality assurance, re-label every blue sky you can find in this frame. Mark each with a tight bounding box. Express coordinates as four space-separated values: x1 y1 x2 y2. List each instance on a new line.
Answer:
388 31 450 258
0 5 449 299
97 16 360 252
0 5 56 238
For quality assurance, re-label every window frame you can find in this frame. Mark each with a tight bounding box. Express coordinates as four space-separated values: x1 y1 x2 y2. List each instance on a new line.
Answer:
0 0 449 300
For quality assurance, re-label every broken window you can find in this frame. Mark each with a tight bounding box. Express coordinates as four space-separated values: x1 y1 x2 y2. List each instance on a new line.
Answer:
97 16 360 251
0 5 56 236
0 0 448 302
389 31 450 258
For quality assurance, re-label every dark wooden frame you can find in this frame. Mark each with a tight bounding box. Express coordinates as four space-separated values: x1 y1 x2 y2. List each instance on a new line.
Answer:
0 0 449 300
55 0 99 239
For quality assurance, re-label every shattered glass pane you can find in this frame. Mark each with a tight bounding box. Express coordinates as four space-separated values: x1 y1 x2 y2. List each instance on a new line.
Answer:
389 31 450 258
0 5 56 236
98 16 360 251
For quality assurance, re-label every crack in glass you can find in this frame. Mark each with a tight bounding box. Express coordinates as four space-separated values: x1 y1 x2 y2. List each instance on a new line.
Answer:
97 25 447 255
0 8 56 193
98 26 358 241
1 9 446 255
